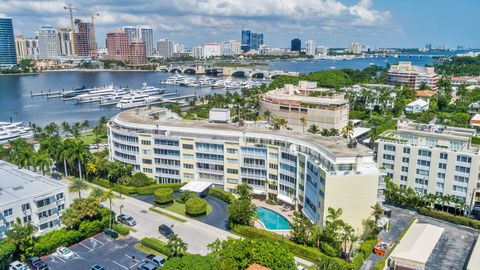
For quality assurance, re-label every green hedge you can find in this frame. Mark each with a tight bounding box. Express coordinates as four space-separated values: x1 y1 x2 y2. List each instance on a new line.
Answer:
419 208 480 229
209 187 236 204
91 178 112 188
33 229 83 255
154 188 174 205
140 238 171 257
358 239 377 258
185 197 207 216
113 223 130 236
472 136 480 145
137 183 185 195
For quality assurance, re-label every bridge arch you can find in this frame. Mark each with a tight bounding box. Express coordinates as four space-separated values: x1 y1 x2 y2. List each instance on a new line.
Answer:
205 68 219 75
251 72 265 79
159 68 169 73
183 68 196 75
170 68 182 74
231 70 247 77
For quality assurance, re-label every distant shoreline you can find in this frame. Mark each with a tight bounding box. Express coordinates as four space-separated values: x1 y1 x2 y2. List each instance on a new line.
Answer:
42 69 159 73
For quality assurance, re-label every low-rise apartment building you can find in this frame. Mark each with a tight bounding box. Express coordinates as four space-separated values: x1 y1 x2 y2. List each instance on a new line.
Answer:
259 81 349 132
107 108 381 231
376 120 480 210
0 161 69 237
387 62 440 91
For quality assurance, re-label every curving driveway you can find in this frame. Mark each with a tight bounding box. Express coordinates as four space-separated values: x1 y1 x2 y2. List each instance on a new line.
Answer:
135 194 229 231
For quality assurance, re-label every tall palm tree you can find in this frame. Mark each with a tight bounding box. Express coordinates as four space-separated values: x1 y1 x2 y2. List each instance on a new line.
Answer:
61 121 71 135
69 178 90 199
70 122 81 139
81 120 90 131
67 140 89 179
341 122 354 145
89 186 105 204
262 110 272 124
300 117 307 133
102 188 115 229
370 203 384 223
167 234 188 257
33 153 52 175
99 116 108 125
273 118 288 130
58 140 72 177
18 148 35 170
8 138 29 165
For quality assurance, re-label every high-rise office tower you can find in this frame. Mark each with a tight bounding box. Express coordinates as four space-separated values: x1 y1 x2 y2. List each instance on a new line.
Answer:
306 40 316 56
241 29 251 52
75 19 94 57
36 25 60 59
241 29 264 52
0 16 17 66
121 26 139 43
15 36 27 61
57 28 76 56
291 38 301 52
156 39 174 58
139 27 154 57
106 29 130 61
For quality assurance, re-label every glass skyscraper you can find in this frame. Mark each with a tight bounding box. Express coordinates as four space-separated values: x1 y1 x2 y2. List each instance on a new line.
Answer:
291 38 301 52
0 16 17 67
241 29 264 52
241 29 251 52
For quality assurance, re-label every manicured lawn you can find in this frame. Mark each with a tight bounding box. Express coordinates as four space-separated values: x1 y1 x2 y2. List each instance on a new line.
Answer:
149 207 187 223
159 201 212 219
62 130 107 145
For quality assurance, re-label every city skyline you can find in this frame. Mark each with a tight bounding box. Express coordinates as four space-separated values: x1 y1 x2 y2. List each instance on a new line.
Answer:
1 0 479 49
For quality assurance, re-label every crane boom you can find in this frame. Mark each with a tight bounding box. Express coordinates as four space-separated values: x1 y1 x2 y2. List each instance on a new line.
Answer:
63 3 75 31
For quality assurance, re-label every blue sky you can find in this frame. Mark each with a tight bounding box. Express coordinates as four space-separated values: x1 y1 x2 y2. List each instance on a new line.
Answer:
1 0 478 49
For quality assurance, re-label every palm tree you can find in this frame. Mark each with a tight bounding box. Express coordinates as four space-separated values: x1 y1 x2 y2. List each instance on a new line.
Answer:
61 121 71 134
262 110 272 124
58 140 72 177
85 161 98 179
102 188 115 229
300 117 307 133
307 124 320 134
67 140 89 179
167 234 188 257
329 128 339 136
326 207 343 228
18 148 35 170
371 203 384 223
341 122 354 145
89 186 105 204
33 153 52 175
69 178 90 199
70 122 81 139
8 138 29 165
81 120 90 131
273 118 288 130
99 116 108 125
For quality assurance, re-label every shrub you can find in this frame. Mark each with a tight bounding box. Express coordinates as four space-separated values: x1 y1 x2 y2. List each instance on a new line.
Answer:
209 187 235 204
176 191 197 203
232 225 281 240
373 259 386 270
0 240 16 265
472 136 480 145
121 172 155 187
185 197 208 216
78 220 105 236
419 208 480 229
114 184 137 195
91 178 112 188
162 254 215 270
140 238 171 257
320 242 338 257
358 239 377 258
113 223 130 236
154 188 174 205
33 229 83 256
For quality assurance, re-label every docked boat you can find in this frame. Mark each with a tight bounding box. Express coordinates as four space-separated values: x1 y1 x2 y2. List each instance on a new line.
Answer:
0 122 33 144
74 84 123 103
116 92 163 109
162 75 188 85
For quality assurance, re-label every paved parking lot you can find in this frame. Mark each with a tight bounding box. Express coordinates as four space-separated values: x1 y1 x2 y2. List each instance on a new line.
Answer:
44 233 149 270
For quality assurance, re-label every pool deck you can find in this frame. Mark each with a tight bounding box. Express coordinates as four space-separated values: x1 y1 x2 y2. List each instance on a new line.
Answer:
253 199 294 237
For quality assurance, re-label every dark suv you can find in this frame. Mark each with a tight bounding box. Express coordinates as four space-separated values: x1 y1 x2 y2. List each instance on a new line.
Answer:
26 257 49 270
158 224 173 238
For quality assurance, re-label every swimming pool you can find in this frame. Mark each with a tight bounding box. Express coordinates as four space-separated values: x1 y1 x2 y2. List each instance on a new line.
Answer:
255 207 291 231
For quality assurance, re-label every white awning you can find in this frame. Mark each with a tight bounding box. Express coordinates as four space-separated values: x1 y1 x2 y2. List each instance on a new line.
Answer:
391 223 444 269
180 181 212 193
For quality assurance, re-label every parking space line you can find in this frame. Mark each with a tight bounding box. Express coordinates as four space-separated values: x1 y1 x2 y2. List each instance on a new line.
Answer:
53 255 65 263
124 254 141 263
91 237 105 246
79 242 93 251
129 262 139 269
112 260 128 270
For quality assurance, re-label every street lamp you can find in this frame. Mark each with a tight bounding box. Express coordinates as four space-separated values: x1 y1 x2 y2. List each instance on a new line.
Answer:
120 204 124 215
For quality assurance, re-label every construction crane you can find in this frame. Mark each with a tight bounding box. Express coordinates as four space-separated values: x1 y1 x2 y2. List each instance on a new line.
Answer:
63 3 75 31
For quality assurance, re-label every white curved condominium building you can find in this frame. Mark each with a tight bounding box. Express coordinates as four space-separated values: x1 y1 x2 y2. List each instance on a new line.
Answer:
107 108 381 230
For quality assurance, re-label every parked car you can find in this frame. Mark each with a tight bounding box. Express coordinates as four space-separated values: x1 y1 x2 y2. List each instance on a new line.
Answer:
137 262 158 270
56 246 75 260
90 265 106 270
145 254 166 266
26 257 49 270
158 224 173 238
8 261 28 270
117 214 136 226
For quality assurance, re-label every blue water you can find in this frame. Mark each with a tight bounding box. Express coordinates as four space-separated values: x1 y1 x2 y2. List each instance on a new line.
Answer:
255 207 291 231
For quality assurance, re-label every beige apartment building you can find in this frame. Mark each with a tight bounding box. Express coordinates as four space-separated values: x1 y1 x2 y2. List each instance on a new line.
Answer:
259 81 350 132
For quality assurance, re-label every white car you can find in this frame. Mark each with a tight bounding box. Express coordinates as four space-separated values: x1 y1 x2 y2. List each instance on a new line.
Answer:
9 261 28 270
56 246 75 260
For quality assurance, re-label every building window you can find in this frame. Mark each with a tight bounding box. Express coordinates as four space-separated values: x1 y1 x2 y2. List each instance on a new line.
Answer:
269 174 278 180
227 158 238 164
402 157 409 163
454 175 469 183
183 173 194 179
457 155 472 163
156 139 179 146
455 166 470 173
453 185 468 194
182 144 193 149
36 198 51 208
39 223 49 230
143 168 153 173
183 154 194 159
141 140 151 145
183 163 194 169
56 193 64 200
400 175 408 182
23 215 32 223
417 160 430 167
401 166 408 172
418 150 431 157
227 168 238 174
383 154 395 161
58 204 65 211
227 178 237 184
142 159 153 164
226 148 238 154
437 173 445 179
440 152 448 160
384 144 396 151
438 163 447 169
403 147 410 154
416 169 429 176
3 208 13 217
21 203 30 211
269 153 278 159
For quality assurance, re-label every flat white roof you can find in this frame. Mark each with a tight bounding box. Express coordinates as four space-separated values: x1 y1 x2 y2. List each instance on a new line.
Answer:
0 161 67 206
467 234 480 270
352 127 370 138
407 99 429 107
180 181 212 193
391 223 444 267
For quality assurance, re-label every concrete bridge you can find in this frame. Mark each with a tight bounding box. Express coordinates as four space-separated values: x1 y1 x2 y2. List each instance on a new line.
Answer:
158 65 299 79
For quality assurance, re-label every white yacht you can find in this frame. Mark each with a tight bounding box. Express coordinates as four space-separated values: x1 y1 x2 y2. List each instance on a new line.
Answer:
116 93 163 109
0 122 33 144
163 75 188 85
74 84 125 103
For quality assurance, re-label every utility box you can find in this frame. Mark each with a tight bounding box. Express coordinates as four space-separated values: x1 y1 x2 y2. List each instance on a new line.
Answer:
209 108 231 123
